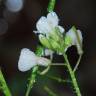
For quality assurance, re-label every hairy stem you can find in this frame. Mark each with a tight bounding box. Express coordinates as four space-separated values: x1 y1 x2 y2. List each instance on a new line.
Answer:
25 66 38 96
0 69 11 96
63 53 81 96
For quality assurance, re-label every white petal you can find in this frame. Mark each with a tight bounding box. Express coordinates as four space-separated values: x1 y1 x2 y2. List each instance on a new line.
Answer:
66 28 83 54
44 49 53 56
33 31 39 34
66 28 76 45
77 30 83 44
37 57 51 67
18 48 37 72
58 26 65 33
66 29 83 45
47 12 59 28
76 30 83 54
36 16 52 34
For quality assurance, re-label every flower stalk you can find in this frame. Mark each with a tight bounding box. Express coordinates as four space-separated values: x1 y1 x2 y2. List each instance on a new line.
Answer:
46 75 71 83
25 46 44 96
73 54 82 72
25 66 38 96
63 53 81 96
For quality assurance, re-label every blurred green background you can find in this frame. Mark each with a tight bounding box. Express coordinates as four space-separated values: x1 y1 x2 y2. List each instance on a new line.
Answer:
0 0 96 96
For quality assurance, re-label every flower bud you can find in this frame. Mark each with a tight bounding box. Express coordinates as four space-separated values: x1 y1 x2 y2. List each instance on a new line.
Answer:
49 38 61 52
66 26 83 55
39 34 52 49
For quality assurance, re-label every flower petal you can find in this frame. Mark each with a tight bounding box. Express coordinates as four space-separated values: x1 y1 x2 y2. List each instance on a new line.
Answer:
37 57 51 67
18 48 37 72
58 26 65 33
66 28 83 54
36 16 51 34
44 49 53 56
47 12 59 28
66 28 76 45
77 30 83 45
76 30 83 54
33 31 39 34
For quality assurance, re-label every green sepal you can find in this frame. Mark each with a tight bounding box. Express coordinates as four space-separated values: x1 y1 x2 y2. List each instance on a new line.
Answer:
48 38 61 52
49 27 63 42
64 35 72 46
39 34 52 49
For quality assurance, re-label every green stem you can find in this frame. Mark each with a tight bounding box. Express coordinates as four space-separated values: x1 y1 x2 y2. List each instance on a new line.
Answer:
47 0 56 12
38 63 67 76
46 75 71 83
25 46 44 96
51 63 67 66
73 55 82 72
25 66 38 96
44 86 57 96
63 53 81 96
0 69 11 96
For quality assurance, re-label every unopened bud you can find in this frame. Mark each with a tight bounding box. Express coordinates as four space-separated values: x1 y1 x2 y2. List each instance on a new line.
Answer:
39 34 52 49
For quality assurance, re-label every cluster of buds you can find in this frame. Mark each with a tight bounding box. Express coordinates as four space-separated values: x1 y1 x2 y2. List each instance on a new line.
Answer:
34 12 65 53
18 11 83 72
34 12 83 55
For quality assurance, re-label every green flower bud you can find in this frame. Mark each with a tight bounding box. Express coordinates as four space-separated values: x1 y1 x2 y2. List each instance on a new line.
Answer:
48 38 61 52
49 27 63 42
39 34 52 49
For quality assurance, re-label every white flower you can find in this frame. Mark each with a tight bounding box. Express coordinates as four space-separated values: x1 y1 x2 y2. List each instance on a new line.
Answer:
44 49 53 56
66 27 83 54
18 48 51 72
35 12 64 34
44 49 54 60
37 57 51 67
